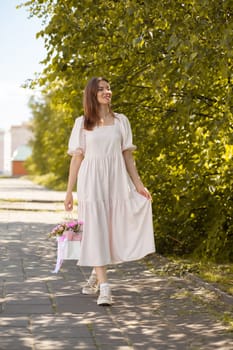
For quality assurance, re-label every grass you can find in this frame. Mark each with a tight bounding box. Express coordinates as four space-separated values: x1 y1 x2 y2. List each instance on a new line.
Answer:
196 262 233 295
0 173 67 191
25 174 67 191
168 256 233 296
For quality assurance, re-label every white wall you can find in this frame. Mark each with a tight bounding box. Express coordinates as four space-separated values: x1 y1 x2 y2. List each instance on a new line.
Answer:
0 130 4 173
11 123 33 155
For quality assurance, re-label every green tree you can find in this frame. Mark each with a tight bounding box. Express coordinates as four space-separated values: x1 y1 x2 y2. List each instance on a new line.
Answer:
22 0 233 261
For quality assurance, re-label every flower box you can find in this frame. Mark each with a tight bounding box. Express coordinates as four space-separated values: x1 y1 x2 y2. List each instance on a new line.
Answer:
48 221 83 273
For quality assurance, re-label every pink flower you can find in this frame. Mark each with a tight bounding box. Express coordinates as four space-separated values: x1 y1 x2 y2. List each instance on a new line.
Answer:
67 222 76 228
48 220 83 238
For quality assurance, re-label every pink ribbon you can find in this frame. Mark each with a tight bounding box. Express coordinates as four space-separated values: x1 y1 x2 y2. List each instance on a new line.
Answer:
58 231 82 242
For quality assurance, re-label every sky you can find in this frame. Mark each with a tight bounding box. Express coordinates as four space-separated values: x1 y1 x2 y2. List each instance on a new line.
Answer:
0 1 46 130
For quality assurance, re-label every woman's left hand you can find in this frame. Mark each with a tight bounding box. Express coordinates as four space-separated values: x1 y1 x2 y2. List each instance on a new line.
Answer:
135 183 152 200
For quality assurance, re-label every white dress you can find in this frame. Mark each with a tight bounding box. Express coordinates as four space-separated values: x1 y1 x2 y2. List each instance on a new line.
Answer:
68 113 155 266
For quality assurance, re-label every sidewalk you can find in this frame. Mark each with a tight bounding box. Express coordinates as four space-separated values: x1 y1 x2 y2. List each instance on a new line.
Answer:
0 178 233 350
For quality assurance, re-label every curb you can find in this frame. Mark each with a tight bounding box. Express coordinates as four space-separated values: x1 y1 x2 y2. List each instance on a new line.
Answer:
145 254 233 307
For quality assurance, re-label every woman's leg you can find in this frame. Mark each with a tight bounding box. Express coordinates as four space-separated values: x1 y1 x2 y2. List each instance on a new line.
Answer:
81 267 98 294
95 266 112 305
94 266 107 284
82 267 107 294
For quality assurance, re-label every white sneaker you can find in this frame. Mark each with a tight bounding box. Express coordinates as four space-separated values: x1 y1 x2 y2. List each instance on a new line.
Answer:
97 283 112 306
82 273 99 295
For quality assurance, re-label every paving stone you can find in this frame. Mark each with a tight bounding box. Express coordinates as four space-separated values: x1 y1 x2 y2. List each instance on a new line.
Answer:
96 338 129 346
3 304 54 315
0 340 33 350
0 327 31 337
4 296 51 305
34 341 97 350
55 295 102 313
32 325 91 338
4 283 49 295
100 347 133 350
0 316 29 327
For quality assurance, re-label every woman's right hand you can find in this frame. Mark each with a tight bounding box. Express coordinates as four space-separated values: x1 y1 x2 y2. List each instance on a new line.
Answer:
64 192 73 211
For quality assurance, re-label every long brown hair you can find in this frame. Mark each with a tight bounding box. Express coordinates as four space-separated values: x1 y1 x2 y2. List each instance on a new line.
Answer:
83 77 114 130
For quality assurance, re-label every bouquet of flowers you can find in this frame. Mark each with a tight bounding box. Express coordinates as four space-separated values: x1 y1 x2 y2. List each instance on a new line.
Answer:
48 220 83 241
49 219 84 273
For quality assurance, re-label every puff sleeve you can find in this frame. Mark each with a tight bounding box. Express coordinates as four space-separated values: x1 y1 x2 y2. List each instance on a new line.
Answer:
119 114 137 152
67 117 85 156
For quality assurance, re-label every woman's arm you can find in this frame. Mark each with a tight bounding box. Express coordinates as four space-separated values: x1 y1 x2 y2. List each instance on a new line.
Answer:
123 150 152 200
64 154 84 211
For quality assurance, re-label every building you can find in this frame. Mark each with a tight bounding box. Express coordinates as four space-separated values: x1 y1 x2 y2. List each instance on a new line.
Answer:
12 144 32 176
10 123 32 158
1 122 33 176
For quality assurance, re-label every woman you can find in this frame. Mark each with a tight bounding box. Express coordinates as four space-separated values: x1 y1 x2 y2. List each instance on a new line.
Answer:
64 77 155 306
